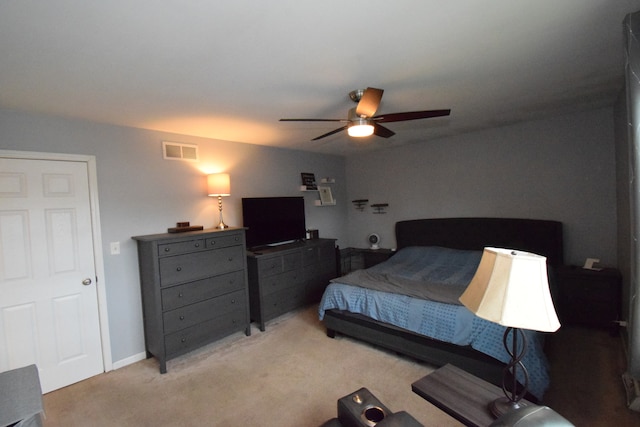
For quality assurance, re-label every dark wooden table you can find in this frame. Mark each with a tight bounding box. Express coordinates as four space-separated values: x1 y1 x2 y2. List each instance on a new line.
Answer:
411 364 532 427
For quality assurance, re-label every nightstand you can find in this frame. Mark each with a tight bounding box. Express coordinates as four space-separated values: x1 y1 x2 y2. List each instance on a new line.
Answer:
555 265 621 335
339 247 394 275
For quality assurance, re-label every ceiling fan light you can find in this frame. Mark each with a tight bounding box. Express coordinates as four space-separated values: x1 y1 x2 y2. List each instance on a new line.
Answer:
348 119 374 137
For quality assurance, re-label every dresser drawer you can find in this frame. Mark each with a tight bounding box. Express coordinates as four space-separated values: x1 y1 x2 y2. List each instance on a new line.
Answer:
163 289 246 334
283 252 302 271
161 270 245 311
256 252 302 277
564 279 617 302
304 259 335 282
303 242 335 266
206 233 244 249
158 239 205 257
302 246 319 266
256 256 282 277
164 309 248 357
260 269 304 297
159 246 244 287
261 286 306 320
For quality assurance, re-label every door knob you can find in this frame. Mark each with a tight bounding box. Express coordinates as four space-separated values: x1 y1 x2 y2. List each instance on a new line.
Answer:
82 278 93 286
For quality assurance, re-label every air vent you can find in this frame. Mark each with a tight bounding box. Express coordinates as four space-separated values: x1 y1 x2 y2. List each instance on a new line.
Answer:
162 141 199 162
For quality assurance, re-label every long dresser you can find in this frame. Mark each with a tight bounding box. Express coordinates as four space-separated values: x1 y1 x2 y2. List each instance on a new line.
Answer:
133 227 250 373
247 238 337 331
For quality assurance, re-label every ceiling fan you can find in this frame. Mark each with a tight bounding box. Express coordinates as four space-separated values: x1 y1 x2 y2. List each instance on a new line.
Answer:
280 87 450 141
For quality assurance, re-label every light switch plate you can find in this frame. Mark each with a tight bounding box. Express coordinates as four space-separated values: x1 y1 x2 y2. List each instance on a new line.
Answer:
110 241 120 255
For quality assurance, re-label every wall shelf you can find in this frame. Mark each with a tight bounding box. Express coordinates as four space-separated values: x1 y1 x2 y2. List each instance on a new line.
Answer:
371 203 389 214
301 177 337 206
315 200 337 206
352 199 369 211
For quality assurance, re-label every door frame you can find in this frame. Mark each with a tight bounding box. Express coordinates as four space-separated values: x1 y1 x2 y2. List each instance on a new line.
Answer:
0 149 113 373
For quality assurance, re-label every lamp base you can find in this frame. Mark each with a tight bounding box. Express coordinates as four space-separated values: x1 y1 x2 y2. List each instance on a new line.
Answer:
216 197 227 229
490 396 529 418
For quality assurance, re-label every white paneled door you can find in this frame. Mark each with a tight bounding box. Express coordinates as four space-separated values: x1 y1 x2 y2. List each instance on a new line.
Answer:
0 157 104 392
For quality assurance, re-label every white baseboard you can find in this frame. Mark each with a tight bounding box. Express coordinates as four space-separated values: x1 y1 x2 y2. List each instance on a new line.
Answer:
112 352 147 370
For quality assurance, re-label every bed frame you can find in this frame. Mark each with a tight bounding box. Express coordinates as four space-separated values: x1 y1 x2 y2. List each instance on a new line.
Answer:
323 217 563 393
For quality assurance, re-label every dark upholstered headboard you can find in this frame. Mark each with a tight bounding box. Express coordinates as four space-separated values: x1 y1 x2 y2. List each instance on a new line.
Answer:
395 218 564 267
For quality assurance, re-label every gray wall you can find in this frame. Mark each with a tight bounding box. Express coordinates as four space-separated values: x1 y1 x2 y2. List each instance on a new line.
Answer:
615 91 632 326
0 109 347 365
0 105 619 368
345 107 618 267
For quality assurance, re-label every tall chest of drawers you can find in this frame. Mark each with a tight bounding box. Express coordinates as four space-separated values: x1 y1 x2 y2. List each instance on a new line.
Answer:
133 228 250 373
247 238 337 331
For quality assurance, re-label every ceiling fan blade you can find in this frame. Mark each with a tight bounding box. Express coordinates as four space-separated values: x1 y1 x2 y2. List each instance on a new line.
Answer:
311 125 348 141
374 109 451 123
355 87 384 118
280 118 344 122
373 123 395 138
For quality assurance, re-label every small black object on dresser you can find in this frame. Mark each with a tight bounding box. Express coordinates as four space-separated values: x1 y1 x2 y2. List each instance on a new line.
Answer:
132 228 251 373
247 238 337 331
555 265 622 335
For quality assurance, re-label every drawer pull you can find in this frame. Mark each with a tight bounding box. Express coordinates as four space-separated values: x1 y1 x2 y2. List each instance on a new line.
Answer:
181 338 186 343
179 315 185 320
194 243 200 248
228 257 233 262
176 267 182 272
164 248 170 252
178 293 183 298
211 241 216 246
231 299 236 304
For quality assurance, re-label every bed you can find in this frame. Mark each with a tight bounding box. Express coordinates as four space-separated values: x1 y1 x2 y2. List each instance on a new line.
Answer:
319 217 563 401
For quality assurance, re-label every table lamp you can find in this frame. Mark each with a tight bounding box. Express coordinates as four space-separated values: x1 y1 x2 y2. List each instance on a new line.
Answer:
459 247 560 417
207 173 230 229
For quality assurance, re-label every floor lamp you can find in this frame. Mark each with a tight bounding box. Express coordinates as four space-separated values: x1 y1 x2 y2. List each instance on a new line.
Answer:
459 247 560 417
207 173 230 229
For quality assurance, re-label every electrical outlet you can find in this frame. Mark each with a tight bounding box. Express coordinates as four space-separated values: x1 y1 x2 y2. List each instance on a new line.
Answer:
110 241 120 255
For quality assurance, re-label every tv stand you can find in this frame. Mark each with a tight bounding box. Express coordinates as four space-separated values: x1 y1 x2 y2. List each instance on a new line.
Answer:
247 238 337 331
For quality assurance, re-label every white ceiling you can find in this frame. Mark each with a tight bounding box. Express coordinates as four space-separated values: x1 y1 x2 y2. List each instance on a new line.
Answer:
1 1 639 155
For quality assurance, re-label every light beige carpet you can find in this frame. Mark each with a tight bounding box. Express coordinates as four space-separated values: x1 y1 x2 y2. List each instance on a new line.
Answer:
42 306 460 426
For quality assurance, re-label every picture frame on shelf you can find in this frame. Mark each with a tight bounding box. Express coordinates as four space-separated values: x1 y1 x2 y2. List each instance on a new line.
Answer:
301 172 317 190
318 186 335 205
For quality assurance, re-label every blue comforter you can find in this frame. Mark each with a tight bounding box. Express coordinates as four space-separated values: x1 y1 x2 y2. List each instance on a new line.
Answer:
318 246 551 400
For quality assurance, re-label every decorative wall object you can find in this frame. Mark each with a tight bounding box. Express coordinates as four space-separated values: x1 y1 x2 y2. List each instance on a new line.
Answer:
371 203 388 214
318 186 335 205
301 172 317 190
352 199 369 211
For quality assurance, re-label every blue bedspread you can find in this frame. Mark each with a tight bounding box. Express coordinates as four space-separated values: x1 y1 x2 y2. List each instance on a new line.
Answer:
318 246 551 400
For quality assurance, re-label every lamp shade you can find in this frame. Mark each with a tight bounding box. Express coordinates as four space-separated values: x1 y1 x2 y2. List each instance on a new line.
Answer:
459 247 560 332
207 173 230 197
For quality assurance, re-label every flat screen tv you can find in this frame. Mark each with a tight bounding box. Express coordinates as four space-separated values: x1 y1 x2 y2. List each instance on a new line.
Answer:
242 197 306 249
